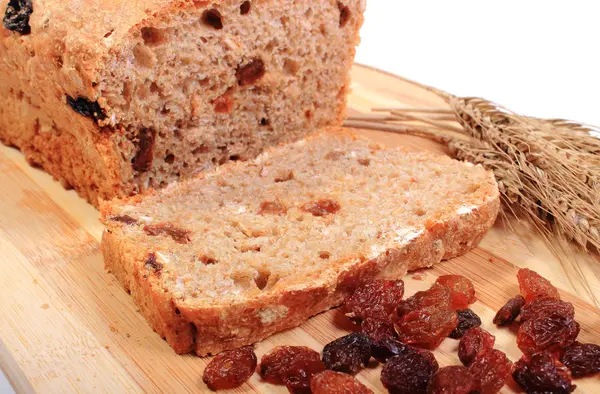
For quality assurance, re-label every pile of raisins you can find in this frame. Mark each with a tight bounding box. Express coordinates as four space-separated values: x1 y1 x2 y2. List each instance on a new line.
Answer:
492 268 600 393
200 268 598 393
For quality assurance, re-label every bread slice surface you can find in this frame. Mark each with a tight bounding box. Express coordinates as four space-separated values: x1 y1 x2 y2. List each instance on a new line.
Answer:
101 127 499 355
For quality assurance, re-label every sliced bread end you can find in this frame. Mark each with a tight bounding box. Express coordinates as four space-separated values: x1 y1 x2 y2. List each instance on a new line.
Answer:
101 127 499 355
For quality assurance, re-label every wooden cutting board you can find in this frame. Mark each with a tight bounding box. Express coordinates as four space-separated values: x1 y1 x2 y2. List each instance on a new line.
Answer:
1 64 599 393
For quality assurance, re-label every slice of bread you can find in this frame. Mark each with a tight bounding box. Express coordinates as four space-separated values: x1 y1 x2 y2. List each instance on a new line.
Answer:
100 127 500 356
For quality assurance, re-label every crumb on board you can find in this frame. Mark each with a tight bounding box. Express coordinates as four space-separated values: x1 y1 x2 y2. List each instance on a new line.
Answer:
41 303 49 309
104 345 110 350
109 325 118 333
412 272 427 281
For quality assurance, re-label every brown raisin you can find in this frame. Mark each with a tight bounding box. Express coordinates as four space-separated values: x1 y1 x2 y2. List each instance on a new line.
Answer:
520 297 574 322
396 285 451 317
517 268 560 303
258 346 325 393
560 342 600 377
517 314 580 355
310 370 373 394
258 200 287 215
132 128 156 172
361 317 398 343
144 253 162 272
395 307 457 350
202 346 257 390
381 352 439 394
458 327 495 366
236 58 265 86
301 199 341 217
468 349 512 394
426 366 477 394
144 223 192 244
513 352 576 394
213 94 234 113
67 96 107 121
371 337 438 366
3 0 32 35
110 215 138 225
435 275 476 310
322 333 371 374
449 308 482 339
345 279 404 322
370 338 408 363
337 1 351 27
240 1 251 15
493 295 525 325
202 9 223 29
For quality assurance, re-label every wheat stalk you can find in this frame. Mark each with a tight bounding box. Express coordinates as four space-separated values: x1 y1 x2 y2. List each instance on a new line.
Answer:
345 83 600 252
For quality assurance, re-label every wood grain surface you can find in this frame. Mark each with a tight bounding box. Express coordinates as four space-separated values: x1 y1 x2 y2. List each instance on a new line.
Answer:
0 64 599 393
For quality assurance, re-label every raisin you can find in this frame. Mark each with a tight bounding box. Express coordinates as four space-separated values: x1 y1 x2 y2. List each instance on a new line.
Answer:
322 333 371 374
560 342 600 377
361 317 398 343
337 1 351 27
435 275 476 310
199 255 218 265
310 370 373 394
240 1 251 15
3 0 32 35
520 297 574 322
458 327 495 366
426 366 477 394
345 279 404 322
202 346 257 390
236 58 265 86
132 128 156 172
67 96 107 121
517 314 580 355
144 223 192 244
449 309 482 339
395 307 457 350
517 268 560 303
213 94 234 113
202 9 223 29
469 349 512 394
381 352 439 394
396 285 451 317
258 200 287 215
144 253 162 272
493 295 525 325
301 199 341 217
258 346 325 393
513 352 576 394
110 215 138 225
371 337 410 363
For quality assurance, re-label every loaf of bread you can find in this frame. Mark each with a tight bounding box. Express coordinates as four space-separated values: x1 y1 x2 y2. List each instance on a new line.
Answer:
100 127 500 356
0 0 364 206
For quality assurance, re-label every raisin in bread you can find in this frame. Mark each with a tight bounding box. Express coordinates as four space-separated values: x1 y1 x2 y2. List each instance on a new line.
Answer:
100 127 500 356
0 0 364 206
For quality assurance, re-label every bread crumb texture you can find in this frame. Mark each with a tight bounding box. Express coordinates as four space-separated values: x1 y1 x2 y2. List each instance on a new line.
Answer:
0 0 365 205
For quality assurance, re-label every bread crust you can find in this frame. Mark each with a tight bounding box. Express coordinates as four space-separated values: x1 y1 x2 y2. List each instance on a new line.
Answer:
101 130 500 356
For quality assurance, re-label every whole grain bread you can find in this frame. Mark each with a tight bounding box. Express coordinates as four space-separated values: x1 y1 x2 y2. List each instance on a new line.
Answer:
0 0 364 206
101 127 500 356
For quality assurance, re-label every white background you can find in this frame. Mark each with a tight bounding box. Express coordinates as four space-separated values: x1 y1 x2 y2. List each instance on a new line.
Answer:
0 2 598 392
355 1 600 126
